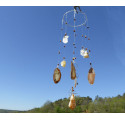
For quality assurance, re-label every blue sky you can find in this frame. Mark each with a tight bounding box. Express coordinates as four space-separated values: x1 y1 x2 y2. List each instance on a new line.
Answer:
0 6 125 110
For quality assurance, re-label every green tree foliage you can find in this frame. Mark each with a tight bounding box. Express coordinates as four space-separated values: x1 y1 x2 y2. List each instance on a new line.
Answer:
27 93 125 113
88 93 125 113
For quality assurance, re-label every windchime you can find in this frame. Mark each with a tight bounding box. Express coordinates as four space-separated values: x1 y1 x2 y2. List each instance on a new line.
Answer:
53 6 96 110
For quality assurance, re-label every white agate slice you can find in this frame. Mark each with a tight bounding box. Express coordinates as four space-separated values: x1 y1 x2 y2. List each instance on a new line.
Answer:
80 49 85 56
62 35 69 44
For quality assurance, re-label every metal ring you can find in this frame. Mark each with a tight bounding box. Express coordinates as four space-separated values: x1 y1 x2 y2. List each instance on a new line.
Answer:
62 10 88 28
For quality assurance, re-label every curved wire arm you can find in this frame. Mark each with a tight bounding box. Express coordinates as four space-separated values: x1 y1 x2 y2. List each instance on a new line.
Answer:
62 9 88 28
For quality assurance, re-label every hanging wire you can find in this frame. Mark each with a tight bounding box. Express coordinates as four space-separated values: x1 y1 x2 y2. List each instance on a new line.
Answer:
73 9 78 89
57 19 64 68
86 19 92 67
86 18 90 40
65 14 68 34
81 24 84 48
61 18 64 39
73 9 76 58
85 24 87 48
62 14 68 60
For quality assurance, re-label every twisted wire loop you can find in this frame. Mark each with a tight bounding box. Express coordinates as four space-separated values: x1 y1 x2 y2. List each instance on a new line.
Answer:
62 10 88 28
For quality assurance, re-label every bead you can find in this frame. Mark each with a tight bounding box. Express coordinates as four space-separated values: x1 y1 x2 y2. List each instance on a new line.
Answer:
60 40 61 42
73 57 76 60
61 60 66 67
64 45 66 47
85 48 87 50
88 38 90 40
73 30 75 32
73 43 75 45
82 34 83 37
85 35 87 38
65 22 67 24
57 64 59 68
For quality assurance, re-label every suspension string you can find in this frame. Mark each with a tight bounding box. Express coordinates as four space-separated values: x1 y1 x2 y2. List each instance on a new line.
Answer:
87 19 90 40
63 14 68 60
73 9 77 89
61 18 64 40
57 20 64 67
86 19 92 66
82 25 84 48
61 20 64 59
65 14 67 34
84 24 87 48
73 9 76 59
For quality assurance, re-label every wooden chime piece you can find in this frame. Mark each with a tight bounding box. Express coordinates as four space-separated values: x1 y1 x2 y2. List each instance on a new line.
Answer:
71 61 76 80
68 93 76 110
88 67 95 85
53 68 61 84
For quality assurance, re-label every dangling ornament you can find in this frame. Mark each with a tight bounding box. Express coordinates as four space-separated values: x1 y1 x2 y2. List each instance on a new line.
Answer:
53 7 96 109
80 48 85 56
53 68 61 84
83 48 90 58
71 61 76 80
88 65 95 85
80 48 90 58
61 60 66 67
62 35 69 44
83 51 89 58
68 93 76 110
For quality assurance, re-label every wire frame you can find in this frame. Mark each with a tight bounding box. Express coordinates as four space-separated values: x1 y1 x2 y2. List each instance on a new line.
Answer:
62 10 88 28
